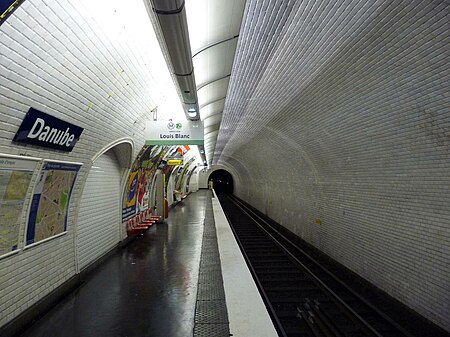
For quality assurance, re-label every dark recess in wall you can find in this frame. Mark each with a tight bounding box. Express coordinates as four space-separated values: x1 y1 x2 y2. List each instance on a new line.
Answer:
209 169 233 194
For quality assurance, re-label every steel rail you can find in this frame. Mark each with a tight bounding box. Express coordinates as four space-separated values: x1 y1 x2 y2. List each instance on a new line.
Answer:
228 194 415 337
221 200 289 337
225 195 383 337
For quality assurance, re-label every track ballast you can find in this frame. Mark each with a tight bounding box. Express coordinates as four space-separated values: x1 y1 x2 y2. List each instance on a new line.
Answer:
218 194 421 337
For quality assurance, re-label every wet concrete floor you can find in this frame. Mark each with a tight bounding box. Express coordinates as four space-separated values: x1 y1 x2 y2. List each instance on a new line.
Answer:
19 191 208 337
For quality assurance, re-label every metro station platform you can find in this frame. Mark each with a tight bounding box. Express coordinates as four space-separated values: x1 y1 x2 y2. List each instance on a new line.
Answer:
16 190 277 337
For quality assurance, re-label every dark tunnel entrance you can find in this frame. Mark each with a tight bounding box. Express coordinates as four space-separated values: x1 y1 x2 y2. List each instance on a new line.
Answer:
208 170 234 195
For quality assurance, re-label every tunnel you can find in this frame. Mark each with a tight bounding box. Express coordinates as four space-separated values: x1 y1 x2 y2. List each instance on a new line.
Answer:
208 169 233 194
0 0 449 336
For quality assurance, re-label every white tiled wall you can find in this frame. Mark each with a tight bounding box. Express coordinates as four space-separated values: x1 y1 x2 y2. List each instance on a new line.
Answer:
0 0 180 326
76 150 122 271
221 0 450 331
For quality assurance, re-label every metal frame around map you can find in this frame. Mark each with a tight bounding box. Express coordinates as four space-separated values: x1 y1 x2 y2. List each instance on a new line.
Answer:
23 159 83 249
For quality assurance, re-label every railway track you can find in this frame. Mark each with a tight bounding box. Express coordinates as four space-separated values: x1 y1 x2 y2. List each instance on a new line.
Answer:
218 194 418 337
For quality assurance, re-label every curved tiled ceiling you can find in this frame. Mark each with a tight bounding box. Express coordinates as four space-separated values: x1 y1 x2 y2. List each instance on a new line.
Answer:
185 0 246 165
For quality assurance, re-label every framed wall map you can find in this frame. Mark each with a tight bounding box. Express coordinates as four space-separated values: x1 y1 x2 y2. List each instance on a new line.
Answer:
0 154 38 257
26 161 81 245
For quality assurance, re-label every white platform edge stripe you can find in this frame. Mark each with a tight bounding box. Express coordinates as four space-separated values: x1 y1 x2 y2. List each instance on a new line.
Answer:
212 193 278 337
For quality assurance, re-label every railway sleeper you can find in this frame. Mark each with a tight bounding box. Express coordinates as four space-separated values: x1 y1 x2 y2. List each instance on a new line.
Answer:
256 269 305 276
264 275 310 288
296 302 363 337
248 257 294 264
245 250 288 256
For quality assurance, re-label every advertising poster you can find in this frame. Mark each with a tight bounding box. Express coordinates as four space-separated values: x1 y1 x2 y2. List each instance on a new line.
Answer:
122 145 171 220
177 145 190 155
185 166 197 193
0 155 37 256
26 161 81 245
139 146 169 212
126 170 139 208
163 164 176 185
176 157 195 191
137 168 149 211
122 146 153 220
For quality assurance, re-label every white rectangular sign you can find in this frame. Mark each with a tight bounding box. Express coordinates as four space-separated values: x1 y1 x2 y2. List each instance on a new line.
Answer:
145 120 204 145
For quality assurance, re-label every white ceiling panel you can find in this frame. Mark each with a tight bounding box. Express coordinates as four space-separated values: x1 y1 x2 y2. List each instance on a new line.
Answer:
205 129 220 139
193 41 237 89
185 0 246 164
205 134 217 145
205 139 219 149
197 77 230 108
185 0 245 53
204 113 223 128
200 98 225 120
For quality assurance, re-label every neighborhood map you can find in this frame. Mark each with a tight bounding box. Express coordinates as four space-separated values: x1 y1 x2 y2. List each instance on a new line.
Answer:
26 162 80 245
33 169 76 242
0 170 33 255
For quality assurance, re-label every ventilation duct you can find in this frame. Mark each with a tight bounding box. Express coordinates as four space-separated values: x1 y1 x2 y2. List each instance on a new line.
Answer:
145 0 200 121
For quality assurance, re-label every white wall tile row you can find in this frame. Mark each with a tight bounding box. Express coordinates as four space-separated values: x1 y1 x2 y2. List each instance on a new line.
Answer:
0 0 180 326
216 0 450 330
77 150 122 271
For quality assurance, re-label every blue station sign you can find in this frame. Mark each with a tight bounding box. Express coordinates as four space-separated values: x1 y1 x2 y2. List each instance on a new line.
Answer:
13 108 84 152
0 0 25 26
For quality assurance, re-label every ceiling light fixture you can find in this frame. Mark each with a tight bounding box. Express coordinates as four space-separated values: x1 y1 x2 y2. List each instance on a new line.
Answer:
187 110 197 118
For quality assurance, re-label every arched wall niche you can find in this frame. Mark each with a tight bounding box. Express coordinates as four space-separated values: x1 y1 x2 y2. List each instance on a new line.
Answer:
73 137 135 265
91 138 134 170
